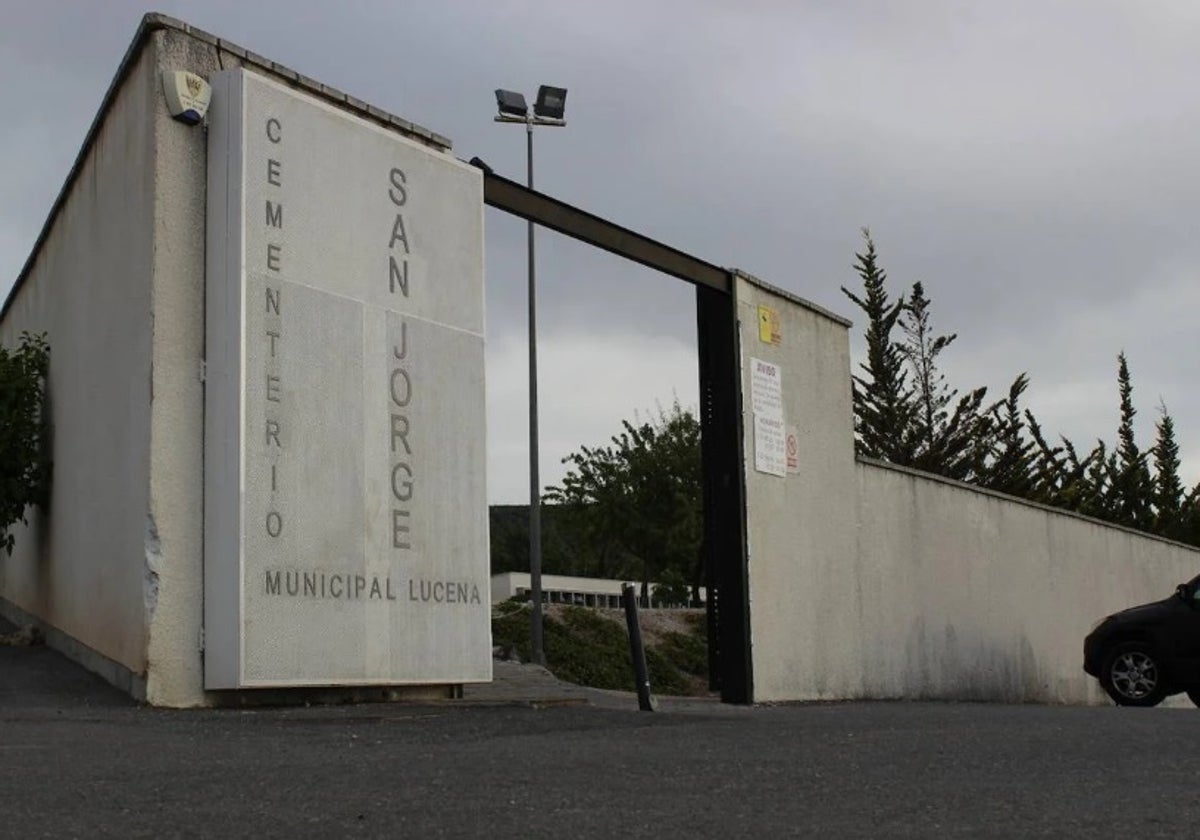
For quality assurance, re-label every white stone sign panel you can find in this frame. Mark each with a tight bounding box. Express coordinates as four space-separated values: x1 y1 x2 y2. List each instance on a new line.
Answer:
204 69 489 689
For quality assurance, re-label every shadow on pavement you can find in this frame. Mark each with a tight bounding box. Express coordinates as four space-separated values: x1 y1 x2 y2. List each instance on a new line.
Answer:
1 615 725 715
0 616 133 711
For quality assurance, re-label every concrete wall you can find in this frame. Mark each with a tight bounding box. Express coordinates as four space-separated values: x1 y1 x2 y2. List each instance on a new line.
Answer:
0 34 159 694
733 273 859 702
847 461 1200 704
1 17 460 706
735 272 1200 704
140 27 220 706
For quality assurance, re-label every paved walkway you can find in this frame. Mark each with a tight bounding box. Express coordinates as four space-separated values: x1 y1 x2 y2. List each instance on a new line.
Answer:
462 660 591 705
6 627 1200 839
0 615 714 711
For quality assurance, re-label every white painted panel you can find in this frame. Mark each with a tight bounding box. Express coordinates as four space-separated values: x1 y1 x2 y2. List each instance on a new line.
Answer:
204 68 489 688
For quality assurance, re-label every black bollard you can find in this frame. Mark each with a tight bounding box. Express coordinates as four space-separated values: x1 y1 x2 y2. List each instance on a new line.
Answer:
622 582 656 712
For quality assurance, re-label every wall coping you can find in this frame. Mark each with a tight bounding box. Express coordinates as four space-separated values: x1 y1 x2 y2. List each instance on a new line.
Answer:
733 269 853 328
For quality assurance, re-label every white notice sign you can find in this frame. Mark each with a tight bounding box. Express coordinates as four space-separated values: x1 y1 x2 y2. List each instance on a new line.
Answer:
204 69 490 689
750 357 783 418
755 415 787 477
750 357 786 477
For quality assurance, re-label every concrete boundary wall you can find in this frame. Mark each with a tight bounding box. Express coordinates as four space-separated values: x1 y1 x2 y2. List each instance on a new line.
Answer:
843 460 1200 704
737 272 1200 704
0 28 158 685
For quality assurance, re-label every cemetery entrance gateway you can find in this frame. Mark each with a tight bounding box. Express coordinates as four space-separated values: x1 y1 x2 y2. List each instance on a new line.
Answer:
480 171 753 703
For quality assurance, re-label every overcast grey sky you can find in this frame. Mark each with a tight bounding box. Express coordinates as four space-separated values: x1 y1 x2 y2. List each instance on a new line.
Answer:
3 1 1199 502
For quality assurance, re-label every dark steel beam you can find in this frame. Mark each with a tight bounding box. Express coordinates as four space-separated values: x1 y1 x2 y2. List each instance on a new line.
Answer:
696 284 753 704
482 172 730 295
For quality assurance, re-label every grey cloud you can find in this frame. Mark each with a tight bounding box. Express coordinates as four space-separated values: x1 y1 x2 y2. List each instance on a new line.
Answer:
4 0 1200 485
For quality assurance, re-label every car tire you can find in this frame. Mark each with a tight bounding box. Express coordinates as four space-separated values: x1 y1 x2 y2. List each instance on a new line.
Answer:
1101 642 1167 707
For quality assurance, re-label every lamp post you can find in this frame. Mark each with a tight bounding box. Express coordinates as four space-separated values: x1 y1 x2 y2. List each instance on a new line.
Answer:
494 85 567 667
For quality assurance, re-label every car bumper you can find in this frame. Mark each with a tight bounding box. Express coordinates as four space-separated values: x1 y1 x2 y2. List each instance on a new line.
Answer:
1082 629 1105 677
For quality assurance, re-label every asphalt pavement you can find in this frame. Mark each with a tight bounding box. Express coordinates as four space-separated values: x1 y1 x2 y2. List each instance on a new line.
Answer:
5 631 1200 838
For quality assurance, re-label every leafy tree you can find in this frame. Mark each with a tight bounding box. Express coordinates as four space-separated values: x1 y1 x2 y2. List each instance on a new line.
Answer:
652 568 693 607
546 402 702 595
543 439 639 581
841 230 916 463
488 504 584 577
0 332 51 556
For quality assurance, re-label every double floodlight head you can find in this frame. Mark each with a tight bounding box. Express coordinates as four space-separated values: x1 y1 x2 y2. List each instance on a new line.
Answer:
494 85 567 125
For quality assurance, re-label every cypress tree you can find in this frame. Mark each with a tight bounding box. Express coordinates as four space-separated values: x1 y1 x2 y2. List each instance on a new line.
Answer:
1107 353 1154 530
982 374 1037 496
1151 401 1186 540
897 281 991 480
1078 440 1113 521
840 230 916 463
900 281 956 458
1025 411 1068 505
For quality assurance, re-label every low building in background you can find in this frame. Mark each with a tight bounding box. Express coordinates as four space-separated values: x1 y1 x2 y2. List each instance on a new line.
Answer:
490 572 706 609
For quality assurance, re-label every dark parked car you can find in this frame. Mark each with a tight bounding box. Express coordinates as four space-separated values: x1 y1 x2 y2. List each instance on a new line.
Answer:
1084 574 1200 707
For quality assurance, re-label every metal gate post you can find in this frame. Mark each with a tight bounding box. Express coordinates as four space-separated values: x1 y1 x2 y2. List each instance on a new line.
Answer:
696 281 753 704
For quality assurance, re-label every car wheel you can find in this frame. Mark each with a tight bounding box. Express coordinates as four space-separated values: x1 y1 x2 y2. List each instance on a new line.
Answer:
1101 642 1166 707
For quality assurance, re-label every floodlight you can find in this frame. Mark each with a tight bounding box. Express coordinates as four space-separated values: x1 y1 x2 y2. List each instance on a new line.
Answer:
495 89 528 118
488 81 571 668
533 85 567 120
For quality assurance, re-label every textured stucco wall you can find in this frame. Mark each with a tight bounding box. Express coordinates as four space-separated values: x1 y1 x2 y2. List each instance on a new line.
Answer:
737 274 1200 704
1 20 471 706
0 28 224 706
0 39 158 687
847 462 1200 704
141 28 217 706
733 274 859 703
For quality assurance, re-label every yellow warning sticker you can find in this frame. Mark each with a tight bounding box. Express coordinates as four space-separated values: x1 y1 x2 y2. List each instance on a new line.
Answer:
758 305 781 345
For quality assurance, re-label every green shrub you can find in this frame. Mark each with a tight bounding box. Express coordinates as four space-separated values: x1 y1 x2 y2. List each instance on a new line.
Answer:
0 332 50 556
547 606 636 690
657 630 708 678
644 647 690 695
491 605 710 696
491 602 534 660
